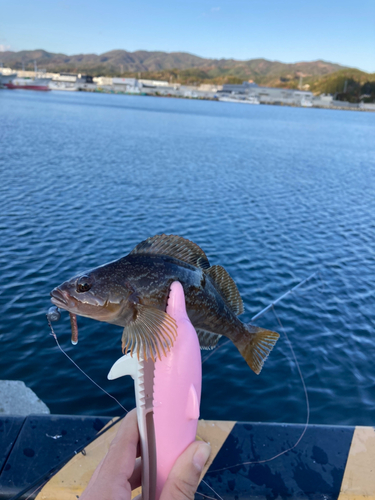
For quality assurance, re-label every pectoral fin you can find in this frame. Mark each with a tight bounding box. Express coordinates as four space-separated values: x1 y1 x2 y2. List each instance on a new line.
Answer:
121 305 177 362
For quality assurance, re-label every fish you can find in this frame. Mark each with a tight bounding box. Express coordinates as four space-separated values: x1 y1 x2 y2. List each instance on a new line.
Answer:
50 234 279 374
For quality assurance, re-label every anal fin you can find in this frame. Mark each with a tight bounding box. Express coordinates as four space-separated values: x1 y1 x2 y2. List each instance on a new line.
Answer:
196 329 222 350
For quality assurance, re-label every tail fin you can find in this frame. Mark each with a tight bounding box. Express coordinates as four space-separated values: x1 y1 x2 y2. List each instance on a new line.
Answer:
233 325 280 375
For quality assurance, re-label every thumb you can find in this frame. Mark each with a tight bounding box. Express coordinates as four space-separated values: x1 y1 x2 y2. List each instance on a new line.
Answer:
160 441 211 500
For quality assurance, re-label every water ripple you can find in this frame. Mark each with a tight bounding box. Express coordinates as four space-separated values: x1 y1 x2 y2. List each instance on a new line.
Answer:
0 90 374 425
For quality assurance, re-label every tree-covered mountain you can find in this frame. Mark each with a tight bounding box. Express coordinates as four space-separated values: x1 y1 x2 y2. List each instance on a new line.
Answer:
1 49 348 86
309 68 375 102
2 49 374 98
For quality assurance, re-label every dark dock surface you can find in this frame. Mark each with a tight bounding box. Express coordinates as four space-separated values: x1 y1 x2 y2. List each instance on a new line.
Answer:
0 414 373 499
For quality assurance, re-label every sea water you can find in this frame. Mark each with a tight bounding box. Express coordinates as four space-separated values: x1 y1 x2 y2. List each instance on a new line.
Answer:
1 89 374 425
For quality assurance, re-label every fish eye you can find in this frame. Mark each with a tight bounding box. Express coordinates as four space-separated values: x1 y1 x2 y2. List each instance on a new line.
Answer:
76 275 92 293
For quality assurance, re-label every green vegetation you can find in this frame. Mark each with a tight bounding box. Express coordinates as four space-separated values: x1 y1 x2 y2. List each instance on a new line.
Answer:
2 49 374 102
309 69 375 102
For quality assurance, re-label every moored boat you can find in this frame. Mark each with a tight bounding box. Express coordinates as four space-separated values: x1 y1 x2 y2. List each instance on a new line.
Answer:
49 80 77 91
5 76 51 91
219 95 260 104
301 96 313 107
0 72 17 88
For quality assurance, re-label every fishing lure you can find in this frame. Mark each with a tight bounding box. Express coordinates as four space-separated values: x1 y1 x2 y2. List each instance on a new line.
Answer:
46 306 61 322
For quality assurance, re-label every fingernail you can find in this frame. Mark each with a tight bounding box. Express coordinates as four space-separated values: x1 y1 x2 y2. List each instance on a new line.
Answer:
193 443 211 472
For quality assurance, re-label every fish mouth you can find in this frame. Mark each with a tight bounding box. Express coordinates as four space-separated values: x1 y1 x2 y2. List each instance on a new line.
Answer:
50 288 72 310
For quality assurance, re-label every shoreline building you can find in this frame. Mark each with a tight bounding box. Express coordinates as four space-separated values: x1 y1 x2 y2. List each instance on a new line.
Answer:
49 73 95 91
112 77 141 93
219 81 313 106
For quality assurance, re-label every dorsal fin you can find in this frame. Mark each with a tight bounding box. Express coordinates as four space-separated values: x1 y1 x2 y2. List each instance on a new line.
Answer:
205 265 244 316
130 234 210 269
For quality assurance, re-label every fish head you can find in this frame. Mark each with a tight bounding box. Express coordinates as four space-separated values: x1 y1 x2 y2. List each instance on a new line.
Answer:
50 264 132 325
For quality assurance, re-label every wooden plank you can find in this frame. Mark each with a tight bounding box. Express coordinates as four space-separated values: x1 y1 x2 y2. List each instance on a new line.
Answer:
197 419 236 479
339 426 375 499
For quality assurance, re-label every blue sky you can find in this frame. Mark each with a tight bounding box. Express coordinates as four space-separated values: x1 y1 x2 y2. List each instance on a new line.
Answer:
1 0 374 72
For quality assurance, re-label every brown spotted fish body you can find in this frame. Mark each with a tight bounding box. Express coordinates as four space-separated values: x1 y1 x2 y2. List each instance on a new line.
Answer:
50 235 279 374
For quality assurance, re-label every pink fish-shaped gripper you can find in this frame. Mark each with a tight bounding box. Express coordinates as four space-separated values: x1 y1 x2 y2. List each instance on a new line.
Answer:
108 281 202 500
154 281 202 498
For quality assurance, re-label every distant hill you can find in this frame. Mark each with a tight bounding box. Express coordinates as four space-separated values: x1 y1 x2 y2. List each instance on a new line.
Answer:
310 68 375 102
0 49 349 87
310 68 375 93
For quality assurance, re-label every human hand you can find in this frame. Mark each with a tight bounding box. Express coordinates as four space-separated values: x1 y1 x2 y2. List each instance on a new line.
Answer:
81 282 211 500
81 408 210 500
80 408 141 500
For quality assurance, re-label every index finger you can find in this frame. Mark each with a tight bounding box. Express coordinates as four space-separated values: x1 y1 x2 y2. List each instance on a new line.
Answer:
81 409 140 500
102 408 139 479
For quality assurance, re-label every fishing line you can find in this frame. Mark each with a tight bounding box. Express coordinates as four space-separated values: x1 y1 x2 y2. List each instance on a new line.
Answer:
206 305 310 474
202 271 319 365
47 318 128 413
15 481 46 500
199 479 225 500
196 492 219 500
252 272 317 320
201 273 314 475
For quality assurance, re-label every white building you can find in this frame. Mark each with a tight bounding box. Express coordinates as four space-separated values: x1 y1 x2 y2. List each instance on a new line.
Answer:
198 83 222 92
139 79 169 88
112 78 140 93
220 82 313 106
94 76 113 86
